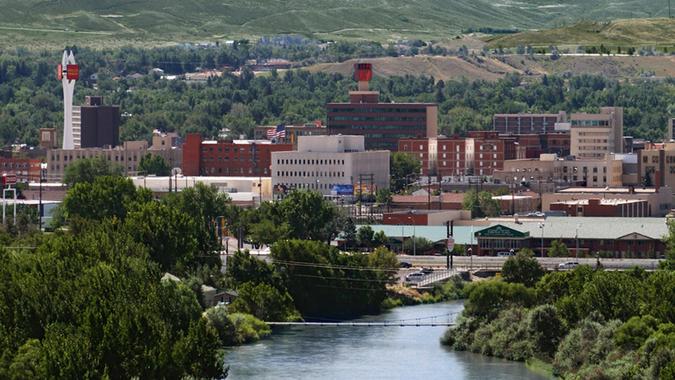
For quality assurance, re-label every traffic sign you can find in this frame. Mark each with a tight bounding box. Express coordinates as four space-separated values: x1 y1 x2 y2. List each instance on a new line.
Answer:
446 236 455 251
1 173 17 186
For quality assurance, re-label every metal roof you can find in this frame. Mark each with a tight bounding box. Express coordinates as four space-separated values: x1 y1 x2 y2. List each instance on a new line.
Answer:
365 216 670 244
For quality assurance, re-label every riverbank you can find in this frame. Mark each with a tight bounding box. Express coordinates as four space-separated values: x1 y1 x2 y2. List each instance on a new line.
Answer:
383 276 466 308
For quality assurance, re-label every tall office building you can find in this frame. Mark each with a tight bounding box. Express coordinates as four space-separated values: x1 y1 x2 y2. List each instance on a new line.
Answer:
493 112 567 134
74 96 120 148
570 107 624 159
326 63 437 151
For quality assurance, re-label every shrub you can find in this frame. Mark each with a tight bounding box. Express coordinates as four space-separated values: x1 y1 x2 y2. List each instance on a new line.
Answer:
227 313 272 345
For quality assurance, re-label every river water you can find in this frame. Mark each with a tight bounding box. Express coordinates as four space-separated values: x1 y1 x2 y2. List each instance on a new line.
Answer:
224 301 547 380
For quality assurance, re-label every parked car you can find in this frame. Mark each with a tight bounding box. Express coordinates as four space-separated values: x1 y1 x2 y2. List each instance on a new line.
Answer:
405 272 425 282
497 251 515 257
421 267 434 274
399 261 412 268
558 261 579 270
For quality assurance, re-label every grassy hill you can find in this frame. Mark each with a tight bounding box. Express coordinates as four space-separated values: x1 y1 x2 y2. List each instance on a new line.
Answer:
0 0 670 48
306 55 675 81
487 18 675 48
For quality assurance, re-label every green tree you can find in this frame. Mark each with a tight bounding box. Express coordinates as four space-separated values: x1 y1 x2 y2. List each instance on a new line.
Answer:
527 304 567 358
62 176 151 221
390 152 421 192
614 315 659 350
501 249 545 287
403 236 434 255
463 190 500 218
138 153 171 176
375 188 393 208
63 156 123 186
441 106 488 136
277 190 343 242
548 240 569 257
228 282 299 322
124 201 199 272
357 225 375 249
463 280 536 320
342 218 357 249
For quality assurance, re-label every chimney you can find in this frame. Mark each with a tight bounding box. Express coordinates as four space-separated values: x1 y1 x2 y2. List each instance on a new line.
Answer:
353 63 372 91
655 170 661 192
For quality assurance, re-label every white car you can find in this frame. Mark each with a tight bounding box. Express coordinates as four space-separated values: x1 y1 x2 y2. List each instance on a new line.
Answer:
405 272 425 283
558 261 579 270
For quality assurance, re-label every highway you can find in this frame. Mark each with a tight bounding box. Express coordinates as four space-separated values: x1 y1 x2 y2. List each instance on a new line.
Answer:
398 255 664 271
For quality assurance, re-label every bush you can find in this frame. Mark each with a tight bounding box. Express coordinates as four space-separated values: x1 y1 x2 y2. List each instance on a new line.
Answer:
228 282 300 322
464 280 536 320
527 304 567 359
226 313 272 345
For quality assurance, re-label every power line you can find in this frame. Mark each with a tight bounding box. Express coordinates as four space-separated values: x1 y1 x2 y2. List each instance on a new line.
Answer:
272 259 400 273
292 273 394 283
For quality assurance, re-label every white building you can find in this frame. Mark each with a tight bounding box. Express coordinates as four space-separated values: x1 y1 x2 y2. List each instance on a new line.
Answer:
271 135 390 196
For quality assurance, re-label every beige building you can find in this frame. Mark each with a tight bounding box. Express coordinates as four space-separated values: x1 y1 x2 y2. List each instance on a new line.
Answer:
638 142 675 193
47 132 183 181
570 107 623 159
495 153 623 187
272 135 390 196
542 186 673 217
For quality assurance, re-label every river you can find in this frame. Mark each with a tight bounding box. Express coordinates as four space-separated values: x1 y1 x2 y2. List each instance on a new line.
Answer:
224 301 547 379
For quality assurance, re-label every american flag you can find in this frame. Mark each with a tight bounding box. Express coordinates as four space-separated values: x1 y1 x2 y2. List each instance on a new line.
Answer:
266 124 286 139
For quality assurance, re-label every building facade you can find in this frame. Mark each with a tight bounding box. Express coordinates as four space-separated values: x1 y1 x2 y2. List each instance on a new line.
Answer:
493 112 567 134
271 135 390 196
73 96 121 148
0 157 42 182
326 63 437 151
495 153 624 188
570 107 624 158
182 133 292 177
637 142 675 193
542 187 673 217
549 198 650 217
46 141 148 180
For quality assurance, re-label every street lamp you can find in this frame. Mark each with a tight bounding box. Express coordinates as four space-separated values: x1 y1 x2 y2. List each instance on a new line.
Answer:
575 223 581 258
38 162 47 231
511 176 518 215
538 222 545 257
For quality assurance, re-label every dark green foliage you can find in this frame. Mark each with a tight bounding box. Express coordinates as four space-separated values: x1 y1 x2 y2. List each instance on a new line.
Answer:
63 156 123 186
614 315 659 350
271 241 398 318
548 240 569 257
501 249 545 287
229 282 300 322
526 304 566 359
462 190 500 218
138 154 171 176
390 152 421 191
463 280 536 320
63 176 151 221
0 222 226 378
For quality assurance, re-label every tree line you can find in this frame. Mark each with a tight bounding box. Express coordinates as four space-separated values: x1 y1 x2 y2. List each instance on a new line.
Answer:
442 249 675 379
1 47 673 147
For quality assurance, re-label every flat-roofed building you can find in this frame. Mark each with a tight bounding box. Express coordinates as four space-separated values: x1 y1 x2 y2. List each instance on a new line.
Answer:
182 133 292 177
46 141 148 180
254 123 328 147
271 135 389 196
550 198 649 217
542 186 673 217
495 153 623 187
570 107 623 158
326 63 437 151
493 112 567 134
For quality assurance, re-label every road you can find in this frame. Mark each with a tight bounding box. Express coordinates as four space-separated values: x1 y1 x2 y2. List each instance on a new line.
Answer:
398 255 664 271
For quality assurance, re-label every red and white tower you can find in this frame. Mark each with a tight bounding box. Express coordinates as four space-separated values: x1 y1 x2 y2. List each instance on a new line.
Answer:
58 50 79 149
353 62 373 91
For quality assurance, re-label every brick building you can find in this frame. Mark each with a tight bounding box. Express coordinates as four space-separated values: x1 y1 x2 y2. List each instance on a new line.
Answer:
182 133 292 177
467 131 517 176
493 112 567 134
0 157 42 182
74 96 121 148
549 198 650 217
326 63 437 151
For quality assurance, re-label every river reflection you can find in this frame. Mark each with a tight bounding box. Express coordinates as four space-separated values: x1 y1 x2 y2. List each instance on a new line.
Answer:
225 300 547 380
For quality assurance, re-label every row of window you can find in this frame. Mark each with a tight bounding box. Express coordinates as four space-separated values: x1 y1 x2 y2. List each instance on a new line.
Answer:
276 158 345 165
328 107 427 114
276 171 345 178
330 116 426 122
277 182 337 191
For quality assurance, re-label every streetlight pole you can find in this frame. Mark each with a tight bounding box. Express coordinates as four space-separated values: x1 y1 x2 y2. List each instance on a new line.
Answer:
39 162 47 231
539 222 545 257
575 224 580 259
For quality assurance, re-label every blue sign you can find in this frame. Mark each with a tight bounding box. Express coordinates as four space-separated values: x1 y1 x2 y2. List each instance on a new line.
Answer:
331 184 354 195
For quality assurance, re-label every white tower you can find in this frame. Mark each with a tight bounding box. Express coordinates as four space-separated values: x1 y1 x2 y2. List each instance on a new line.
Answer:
59 50 79 149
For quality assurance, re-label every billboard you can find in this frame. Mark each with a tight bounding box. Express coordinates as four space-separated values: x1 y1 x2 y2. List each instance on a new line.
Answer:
66 64 79 80
331 184 354 195
57 64 63 80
